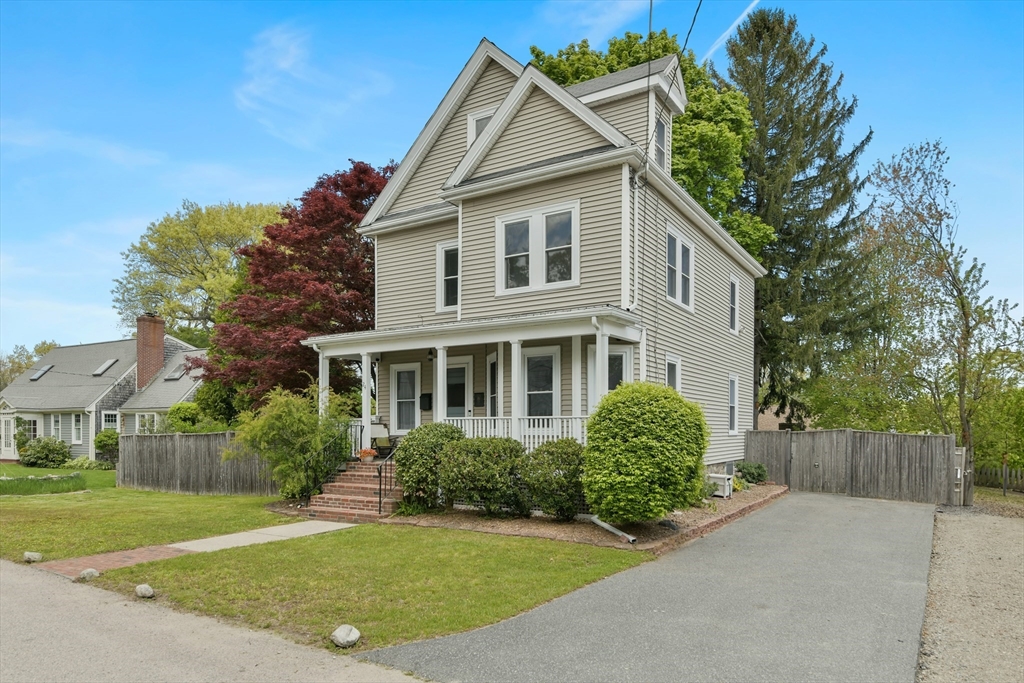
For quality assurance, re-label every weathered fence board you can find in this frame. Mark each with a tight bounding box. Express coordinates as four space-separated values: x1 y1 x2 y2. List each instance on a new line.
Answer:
118 432 277 496
745 428 961 505
975 466 1024 492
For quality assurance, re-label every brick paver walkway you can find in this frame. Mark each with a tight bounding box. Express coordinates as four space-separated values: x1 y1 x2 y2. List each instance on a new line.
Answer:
36 545 195 578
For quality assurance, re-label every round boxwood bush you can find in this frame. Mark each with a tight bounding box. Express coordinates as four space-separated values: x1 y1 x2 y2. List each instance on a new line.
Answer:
439 437 529 516
20 436 73 468
522 438 584 521
583 382 709 524
394 422 465 507
94 428 120 465
735 461 767 484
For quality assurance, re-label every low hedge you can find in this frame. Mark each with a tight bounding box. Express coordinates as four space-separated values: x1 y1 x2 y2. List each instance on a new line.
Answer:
394 422 465 507
59 456 115 471
522 438 585 521
735 461 767 484
439 437 529 516
20 437 72 468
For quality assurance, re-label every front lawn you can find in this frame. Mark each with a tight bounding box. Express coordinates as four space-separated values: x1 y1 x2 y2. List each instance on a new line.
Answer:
0 484 291 561
97 524 648 650
0 462 116 490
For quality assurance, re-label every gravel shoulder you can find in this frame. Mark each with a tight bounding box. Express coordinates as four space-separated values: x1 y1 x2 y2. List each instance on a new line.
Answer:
917 507 1024 683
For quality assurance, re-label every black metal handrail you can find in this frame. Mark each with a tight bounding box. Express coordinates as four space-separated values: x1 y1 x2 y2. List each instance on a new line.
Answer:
298 428 351 503
378 451 397 514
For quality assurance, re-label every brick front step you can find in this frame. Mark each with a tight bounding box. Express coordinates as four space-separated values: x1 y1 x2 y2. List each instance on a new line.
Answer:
308 494 399 512
306 460 401 523
305 507 391 524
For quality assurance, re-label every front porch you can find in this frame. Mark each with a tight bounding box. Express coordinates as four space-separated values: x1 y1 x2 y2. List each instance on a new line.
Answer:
305 306 646 453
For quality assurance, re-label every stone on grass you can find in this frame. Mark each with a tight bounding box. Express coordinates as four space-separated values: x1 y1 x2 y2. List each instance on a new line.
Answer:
23 552 42 563
331 624 360 648
135 584 155 598
77 568 100 581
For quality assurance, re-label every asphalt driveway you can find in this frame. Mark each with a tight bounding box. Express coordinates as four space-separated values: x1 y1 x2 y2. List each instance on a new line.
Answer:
361 492 935 683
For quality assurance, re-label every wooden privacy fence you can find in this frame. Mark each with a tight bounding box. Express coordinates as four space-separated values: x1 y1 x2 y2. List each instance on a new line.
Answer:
745 429 966 506
118 432 277 496
975 466 1024 493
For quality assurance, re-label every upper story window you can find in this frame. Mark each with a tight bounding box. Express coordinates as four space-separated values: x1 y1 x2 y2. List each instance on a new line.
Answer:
495 200 580 296
436 240 459 312
467 107 497 147
729 277 739 333
655 118 667 170
666 225 694 311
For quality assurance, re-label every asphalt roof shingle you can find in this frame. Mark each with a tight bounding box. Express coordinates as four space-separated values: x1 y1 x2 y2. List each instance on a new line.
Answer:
119 349 206 411
565 55 679 98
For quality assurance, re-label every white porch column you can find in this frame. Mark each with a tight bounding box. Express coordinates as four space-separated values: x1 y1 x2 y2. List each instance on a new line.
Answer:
317 349 329 417
571 335 582 416
497 342 504 418
360 352 372 450
434 345 447 423
510 340 522 439
596 327 610 403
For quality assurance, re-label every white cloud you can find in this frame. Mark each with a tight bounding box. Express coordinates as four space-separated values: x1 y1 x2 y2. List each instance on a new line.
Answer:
0 119 163 167
702 0 760 65
539 0 651 45
234 24 393 149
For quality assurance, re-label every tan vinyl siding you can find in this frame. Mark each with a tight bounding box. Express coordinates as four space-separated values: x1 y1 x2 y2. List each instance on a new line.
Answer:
591 93 649 145
460 167 623 319
473 87 609 178
633 185 756 463
389 60 518 214
376 220 459 329
378 351 431 430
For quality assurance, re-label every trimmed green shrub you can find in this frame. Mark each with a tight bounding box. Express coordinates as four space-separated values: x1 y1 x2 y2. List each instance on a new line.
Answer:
522 438 584 521
60 456 115 471
94 428 120 464
583 382 709 524
439 437 529 516
735 461 767 484
394 422 465 507
19 436 73 468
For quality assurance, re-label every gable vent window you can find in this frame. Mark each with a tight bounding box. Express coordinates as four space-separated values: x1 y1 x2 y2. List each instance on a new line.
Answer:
655 118 667 170
93 359 118 376
165 364 186 381
29 365 54 381
496 201 580 295
467 108 497 147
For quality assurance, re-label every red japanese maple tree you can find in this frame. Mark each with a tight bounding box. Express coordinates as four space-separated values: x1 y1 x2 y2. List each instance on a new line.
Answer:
195 160 394 403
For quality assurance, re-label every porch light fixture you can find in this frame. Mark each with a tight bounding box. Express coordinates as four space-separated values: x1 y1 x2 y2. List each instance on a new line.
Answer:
427 349 434 362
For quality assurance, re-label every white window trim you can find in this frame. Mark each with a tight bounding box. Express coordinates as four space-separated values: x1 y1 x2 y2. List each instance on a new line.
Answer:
72 413 83 444
495 200 581 297
467 106 498 147
137 413 158 435
728 374 739 435
444 355 474 419
666 222 695 313
435 239 460 313
521 345 562 417
102 411 120 433
586 344 634 414
729 275 740 335
51 414 62 441
666 353 681 394
390 362 421 436
486 352 499 417
655 116 669 171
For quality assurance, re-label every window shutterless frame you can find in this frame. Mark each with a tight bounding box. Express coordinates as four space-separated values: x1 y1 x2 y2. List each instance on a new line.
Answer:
654 118 667 170
495 200 580 296
435 240 459 313
51 414 62 441
729 276 739 334
72 413 83 444
467 106 497 147
486 352 499 417
666 223 695 312
389 362 421 435
728 374 739 435
102 411 120 433
521 345 561 417
586 344 633 414
666 353 681 393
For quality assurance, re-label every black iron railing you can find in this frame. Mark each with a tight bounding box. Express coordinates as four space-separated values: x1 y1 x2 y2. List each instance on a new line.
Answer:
378 451 397 514
298 428 352 503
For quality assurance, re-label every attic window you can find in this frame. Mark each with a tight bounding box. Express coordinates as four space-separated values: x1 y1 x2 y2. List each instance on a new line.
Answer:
164 364 186 381
29 365 54 381
93 359 118 376
655 118 667 170
467 107 497 147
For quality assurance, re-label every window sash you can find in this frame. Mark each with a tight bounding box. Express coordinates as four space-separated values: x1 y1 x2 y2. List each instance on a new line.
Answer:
666 227 693 309
728 377 738 433
666 360 678 391
103 412 119 430
497 202 579 294
52 414 61 441
487 359 498 417
655 119 666 169
443 247 459 308
73 414 82 442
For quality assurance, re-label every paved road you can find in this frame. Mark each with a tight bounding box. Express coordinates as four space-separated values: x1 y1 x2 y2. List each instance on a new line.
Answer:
0 560 412 683
362 493 935 683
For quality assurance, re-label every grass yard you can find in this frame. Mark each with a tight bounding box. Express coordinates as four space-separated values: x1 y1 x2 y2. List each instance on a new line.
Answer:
97 524 649 651
0 462 116 490
0 483 292 562
974 485 1024 517
0 471 87 496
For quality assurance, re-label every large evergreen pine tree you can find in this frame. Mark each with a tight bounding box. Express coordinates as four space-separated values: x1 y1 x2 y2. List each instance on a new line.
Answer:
723 8 874 422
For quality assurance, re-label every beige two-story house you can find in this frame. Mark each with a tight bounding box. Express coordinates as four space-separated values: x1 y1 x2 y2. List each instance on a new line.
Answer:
303 39 765 465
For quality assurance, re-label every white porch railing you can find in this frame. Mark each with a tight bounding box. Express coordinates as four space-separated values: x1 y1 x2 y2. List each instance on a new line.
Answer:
442 416 587 451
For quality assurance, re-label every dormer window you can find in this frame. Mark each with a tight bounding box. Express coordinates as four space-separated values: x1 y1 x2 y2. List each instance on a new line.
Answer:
467 107 497 147
655 118 667 170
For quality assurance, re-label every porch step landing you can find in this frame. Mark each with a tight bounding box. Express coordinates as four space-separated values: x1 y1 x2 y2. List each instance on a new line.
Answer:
305 461 402 524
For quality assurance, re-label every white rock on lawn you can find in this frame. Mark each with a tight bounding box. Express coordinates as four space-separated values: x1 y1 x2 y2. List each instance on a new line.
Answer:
77 568 100 581
135 584 155 598
23 552 42 563
331 624 360 648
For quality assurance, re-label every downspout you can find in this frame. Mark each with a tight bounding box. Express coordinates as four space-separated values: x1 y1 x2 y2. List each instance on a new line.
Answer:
626 172 640 311
579 514 637 544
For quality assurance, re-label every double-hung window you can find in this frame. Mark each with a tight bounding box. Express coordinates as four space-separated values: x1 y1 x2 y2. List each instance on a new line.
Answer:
728 375 738 435
729 277 739 333
51 414 62 441
72 414 83 444
436 241 459 312
390 363 421 435
522 346 561 417
496 201 580 295
666 354 681 393
666 224 694 310
655 118 667 170
103 411 119 432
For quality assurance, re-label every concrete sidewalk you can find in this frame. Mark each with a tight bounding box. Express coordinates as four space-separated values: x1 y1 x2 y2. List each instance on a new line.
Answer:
362 493 936 683
0 559 412 683
36 520 353 578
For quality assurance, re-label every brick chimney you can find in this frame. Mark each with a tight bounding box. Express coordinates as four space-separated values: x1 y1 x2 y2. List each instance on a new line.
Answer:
136 313 165 390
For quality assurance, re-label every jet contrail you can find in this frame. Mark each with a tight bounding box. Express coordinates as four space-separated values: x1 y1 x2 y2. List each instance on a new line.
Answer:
701 0 760 64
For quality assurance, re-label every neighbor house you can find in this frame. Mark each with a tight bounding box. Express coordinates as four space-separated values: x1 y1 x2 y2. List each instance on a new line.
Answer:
119 348 206 435
0 314 196 460
303 40 765 466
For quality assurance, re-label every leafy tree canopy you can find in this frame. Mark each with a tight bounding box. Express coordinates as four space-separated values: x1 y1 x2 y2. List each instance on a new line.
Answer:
113 200 282 341
0 340 58 390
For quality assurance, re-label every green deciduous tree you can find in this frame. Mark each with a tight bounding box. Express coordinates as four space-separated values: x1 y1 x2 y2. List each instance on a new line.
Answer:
0 340 59 390
531 30 773 258
113 200 282 342
723 8 874 423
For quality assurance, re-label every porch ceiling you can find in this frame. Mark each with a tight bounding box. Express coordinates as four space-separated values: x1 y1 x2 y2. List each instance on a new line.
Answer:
304 306 641 359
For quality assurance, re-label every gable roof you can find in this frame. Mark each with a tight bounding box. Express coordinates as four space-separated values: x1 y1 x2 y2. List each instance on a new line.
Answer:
0 339 137 411
360 39 522 229
444 65 631 190
567 54 687 115
120 349 206 412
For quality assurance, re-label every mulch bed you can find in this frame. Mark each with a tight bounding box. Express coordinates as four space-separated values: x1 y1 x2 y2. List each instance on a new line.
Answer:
380 484 788 554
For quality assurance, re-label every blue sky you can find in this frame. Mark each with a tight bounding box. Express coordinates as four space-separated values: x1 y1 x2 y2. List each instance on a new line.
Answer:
1 0 1021 351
